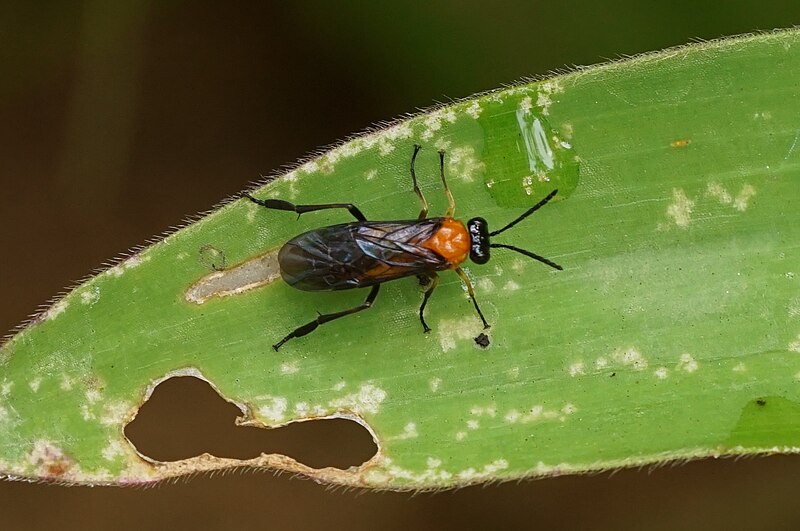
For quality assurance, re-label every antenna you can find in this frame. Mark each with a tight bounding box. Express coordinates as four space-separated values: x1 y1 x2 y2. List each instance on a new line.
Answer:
489 243 562 270
489 189 559 237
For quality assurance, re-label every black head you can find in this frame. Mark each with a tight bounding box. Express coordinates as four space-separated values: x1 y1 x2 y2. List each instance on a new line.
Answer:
466 189 563 271
467 217 490 264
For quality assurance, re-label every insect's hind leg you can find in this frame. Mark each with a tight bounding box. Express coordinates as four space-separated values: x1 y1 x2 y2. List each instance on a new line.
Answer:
243 193 367 222
410 144 429 219
454 267 490 329
272 285 381 351
418 272 439 333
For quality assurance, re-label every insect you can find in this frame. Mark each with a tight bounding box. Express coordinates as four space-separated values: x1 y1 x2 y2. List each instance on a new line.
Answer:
244 145 562 350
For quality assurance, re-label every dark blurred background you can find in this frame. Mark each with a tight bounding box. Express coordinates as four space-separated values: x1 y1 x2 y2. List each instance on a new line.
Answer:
2 2 800 530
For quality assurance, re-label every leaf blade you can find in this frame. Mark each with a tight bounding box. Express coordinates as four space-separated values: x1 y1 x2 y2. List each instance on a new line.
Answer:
2 30 800 489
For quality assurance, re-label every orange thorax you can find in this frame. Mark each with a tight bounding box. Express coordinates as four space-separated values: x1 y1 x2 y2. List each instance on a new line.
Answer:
423 218 470 268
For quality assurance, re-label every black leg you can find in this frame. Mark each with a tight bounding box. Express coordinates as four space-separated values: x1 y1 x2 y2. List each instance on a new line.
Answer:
418 272 439 333
455 267 490 329
273 285 381 350
243 193 367 222
411 144 429 219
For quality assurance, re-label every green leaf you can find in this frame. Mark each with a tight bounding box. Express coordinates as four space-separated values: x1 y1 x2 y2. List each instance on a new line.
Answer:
2 30 800 489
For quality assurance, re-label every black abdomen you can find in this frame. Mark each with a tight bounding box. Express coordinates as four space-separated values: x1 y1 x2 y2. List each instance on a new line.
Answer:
277 220 447 291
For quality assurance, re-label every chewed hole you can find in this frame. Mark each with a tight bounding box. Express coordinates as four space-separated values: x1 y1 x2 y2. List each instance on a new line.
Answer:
124 376 377 470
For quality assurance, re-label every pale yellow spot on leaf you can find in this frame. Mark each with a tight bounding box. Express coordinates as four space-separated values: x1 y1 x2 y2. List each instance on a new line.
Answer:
29 378 42 392
257 396 288 422
329 383 387 415
789 335 800 353
280 362 300 375
568 361 585 377
678 353 699 373
733 184 756 211
665 188 694 228
706 181 733 204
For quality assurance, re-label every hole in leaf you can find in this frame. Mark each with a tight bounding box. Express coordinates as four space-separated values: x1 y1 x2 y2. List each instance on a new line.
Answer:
124 376 377 469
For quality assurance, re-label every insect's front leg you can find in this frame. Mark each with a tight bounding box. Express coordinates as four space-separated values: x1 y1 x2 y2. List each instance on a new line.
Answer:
438 150 456 218
243 193 367 222
410 144 429 220
454 267 490 329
